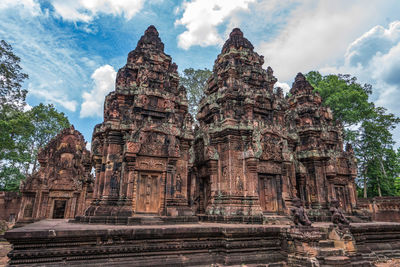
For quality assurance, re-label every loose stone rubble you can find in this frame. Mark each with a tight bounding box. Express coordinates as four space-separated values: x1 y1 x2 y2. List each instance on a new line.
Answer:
6 26 400 267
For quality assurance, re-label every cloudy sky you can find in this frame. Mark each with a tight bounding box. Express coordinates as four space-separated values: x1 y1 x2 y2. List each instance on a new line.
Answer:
1 0 400 146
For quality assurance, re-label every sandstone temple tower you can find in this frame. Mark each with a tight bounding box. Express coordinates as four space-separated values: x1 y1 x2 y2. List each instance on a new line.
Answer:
192 28 357 221
286 73 358 214
17 126 93 225
193 28 298 220
82 26 194 223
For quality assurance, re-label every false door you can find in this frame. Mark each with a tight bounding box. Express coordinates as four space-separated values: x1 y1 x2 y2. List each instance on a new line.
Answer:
334 185 349 212
258 175 278 213
136 173 161 213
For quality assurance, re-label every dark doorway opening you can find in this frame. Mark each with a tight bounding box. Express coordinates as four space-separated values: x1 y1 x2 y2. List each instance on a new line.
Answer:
53 200 66 219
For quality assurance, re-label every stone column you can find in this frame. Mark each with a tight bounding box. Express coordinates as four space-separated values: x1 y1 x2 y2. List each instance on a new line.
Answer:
92 160 102 200
102 131 122 200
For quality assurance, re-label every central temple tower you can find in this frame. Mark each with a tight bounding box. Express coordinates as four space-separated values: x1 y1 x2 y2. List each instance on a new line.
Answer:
193 29 296 221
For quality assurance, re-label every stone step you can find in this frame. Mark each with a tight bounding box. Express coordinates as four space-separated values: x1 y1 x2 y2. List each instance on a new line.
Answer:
319 240 335 248
139 217 164 225
318 248 344 257
350 260 374 267
321 255 351 266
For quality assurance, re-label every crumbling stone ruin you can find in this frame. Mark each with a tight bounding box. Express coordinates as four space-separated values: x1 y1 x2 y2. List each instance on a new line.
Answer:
6 26 400 267
17 126 93 225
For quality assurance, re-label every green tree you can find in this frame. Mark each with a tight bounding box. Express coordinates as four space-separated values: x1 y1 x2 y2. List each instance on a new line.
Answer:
0 40 70 191
179 68 211 118
23 104 70 175
305 71 374 143
0 40 28 110
0 40 30 191
306 71 400 198
0 109 33 191
354 107 400 197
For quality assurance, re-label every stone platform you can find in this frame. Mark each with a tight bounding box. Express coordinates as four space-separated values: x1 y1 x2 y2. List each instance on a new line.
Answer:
5 220 400 266
6 220 287 266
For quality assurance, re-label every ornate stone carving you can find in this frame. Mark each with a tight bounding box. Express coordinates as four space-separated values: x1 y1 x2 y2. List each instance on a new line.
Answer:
290 198 312 226
330 199 350 228
17 126 93 225
80 26 194 221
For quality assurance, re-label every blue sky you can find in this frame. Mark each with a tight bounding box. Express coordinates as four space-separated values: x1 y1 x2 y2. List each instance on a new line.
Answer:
1 0 400 148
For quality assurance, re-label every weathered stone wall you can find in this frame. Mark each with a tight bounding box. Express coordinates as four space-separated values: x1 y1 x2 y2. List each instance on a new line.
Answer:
358 197 400 222
0 192 21 223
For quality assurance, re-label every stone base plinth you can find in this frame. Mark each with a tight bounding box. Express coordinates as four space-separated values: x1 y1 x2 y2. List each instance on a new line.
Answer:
6 220 400 266
73 215 198 225
6 220 287 266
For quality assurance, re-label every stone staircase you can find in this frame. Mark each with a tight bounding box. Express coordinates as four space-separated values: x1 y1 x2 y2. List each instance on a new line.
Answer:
286 226 374 267
315 233 374 267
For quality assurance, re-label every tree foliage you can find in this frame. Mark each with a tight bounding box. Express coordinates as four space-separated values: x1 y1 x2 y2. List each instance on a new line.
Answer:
0 40 70 191
179 68 211 118
23 104 70 175
0 40 28 109
306 71 400 198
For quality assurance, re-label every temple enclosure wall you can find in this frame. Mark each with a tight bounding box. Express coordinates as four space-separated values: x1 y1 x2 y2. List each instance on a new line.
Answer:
358 197 400 222
0 192 21 223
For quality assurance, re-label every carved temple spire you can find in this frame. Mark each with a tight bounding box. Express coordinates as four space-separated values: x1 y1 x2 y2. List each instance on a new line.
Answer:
82 25 194 221
221 28 254 53
134 25 164 52
289 72 314 95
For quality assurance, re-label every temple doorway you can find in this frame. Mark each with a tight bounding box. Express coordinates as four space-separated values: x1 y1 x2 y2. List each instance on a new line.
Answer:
334 185 348 212
258 174 278 213
198 177 210 214
52 200 66 219
136 173 161 213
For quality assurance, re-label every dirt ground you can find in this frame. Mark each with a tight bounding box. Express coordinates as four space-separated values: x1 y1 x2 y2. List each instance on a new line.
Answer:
376 259 400 267
0 241 11 267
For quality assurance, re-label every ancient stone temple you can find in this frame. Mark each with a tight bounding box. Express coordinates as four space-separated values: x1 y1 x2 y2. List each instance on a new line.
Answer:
81 25 194 223
193 28 297 221
17 126 93 225
286 73 358 216
6 26 400 267
192 28 357 222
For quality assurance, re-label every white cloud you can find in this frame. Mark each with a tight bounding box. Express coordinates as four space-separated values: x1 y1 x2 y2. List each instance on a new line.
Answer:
175 0 256 50
51 0 145 22
345 21 400 68
80 65 116 118
23 103 33 112
319 21 400 145
257 0 395 82
274 82 290 95
0 0 41 16
86 142 91 151
29 85 78 111
0 8 93 113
